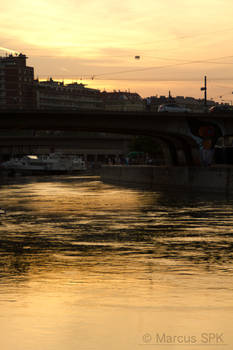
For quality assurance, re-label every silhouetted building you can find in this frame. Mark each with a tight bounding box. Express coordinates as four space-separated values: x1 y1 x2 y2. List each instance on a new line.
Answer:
0 53 35 110
102 90 144 111
145 94 215 112
35 78 103 110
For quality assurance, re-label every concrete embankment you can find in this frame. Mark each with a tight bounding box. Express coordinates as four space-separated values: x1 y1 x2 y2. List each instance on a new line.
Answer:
100 165 233 193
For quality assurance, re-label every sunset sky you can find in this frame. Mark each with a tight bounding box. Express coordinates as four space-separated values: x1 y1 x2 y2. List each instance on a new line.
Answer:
1 0 233 99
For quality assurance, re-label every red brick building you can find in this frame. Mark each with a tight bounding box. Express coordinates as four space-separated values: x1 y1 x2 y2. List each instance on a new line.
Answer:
0 53 35 110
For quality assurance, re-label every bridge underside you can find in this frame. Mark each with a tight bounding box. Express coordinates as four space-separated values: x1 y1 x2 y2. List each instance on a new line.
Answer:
0 110 230 165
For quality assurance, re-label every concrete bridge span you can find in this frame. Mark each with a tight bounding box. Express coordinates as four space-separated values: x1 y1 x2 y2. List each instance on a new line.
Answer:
0 110 232 165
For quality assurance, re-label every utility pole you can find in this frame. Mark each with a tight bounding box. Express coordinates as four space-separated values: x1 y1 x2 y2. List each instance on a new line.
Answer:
200 76 207 107
204 75 207 106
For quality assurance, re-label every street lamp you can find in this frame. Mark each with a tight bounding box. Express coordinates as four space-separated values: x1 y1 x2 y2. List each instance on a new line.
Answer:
200 76 207 107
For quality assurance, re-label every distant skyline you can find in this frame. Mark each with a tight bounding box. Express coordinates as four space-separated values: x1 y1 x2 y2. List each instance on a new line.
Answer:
1 0 233 100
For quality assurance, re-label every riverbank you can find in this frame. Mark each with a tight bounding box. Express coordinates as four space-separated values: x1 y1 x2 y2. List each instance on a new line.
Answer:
0 167 100 177
100 165 233 193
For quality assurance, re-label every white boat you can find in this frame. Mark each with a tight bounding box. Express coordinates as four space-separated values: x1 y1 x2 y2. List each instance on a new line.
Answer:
0 153 86 174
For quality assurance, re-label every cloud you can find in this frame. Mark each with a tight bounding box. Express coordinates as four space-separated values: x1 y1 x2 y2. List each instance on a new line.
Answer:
1 0 233 97
0 46 20 54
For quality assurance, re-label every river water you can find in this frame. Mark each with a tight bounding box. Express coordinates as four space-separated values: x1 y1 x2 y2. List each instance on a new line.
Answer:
0 175 233 350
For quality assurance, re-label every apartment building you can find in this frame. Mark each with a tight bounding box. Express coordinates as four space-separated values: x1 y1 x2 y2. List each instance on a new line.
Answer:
102 90 144 111
35 78 103 110
146 94 215 112
0 53 35 110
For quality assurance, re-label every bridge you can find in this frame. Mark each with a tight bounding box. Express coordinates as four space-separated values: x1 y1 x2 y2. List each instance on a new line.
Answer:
0 135 131 155
0 110 232 165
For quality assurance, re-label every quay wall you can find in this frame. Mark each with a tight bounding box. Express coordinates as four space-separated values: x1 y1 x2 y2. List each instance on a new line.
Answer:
100 165 233 193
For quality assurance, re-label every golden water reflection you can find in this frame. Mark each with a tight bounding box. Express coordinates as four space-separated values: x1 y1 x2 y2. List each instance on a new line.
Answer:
0 176 233 349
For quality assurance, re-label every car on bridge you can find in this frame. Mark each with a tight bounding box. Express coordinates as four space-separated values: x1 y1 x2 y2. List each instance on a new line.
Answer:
209 105 232 113
157 103 191 113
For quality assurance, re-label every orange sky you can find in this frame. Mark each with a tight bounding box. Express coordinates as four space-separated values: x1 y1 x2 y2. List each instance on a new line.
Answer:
1 0 233 100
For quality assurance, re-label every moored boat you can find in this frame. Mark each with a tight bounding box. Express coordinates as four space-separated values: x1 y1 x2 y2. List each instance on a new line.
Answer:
0 153 86 175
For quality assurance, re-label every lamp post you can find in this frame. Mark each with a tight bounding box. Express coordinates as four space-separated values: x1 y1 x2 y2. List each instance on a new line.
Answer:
200 76 207 108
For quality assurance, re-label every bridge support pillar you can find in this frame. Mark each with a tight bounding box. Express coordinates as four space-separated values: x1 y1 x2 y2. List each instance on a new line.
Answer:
160 143 173 165
159 137 199 166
